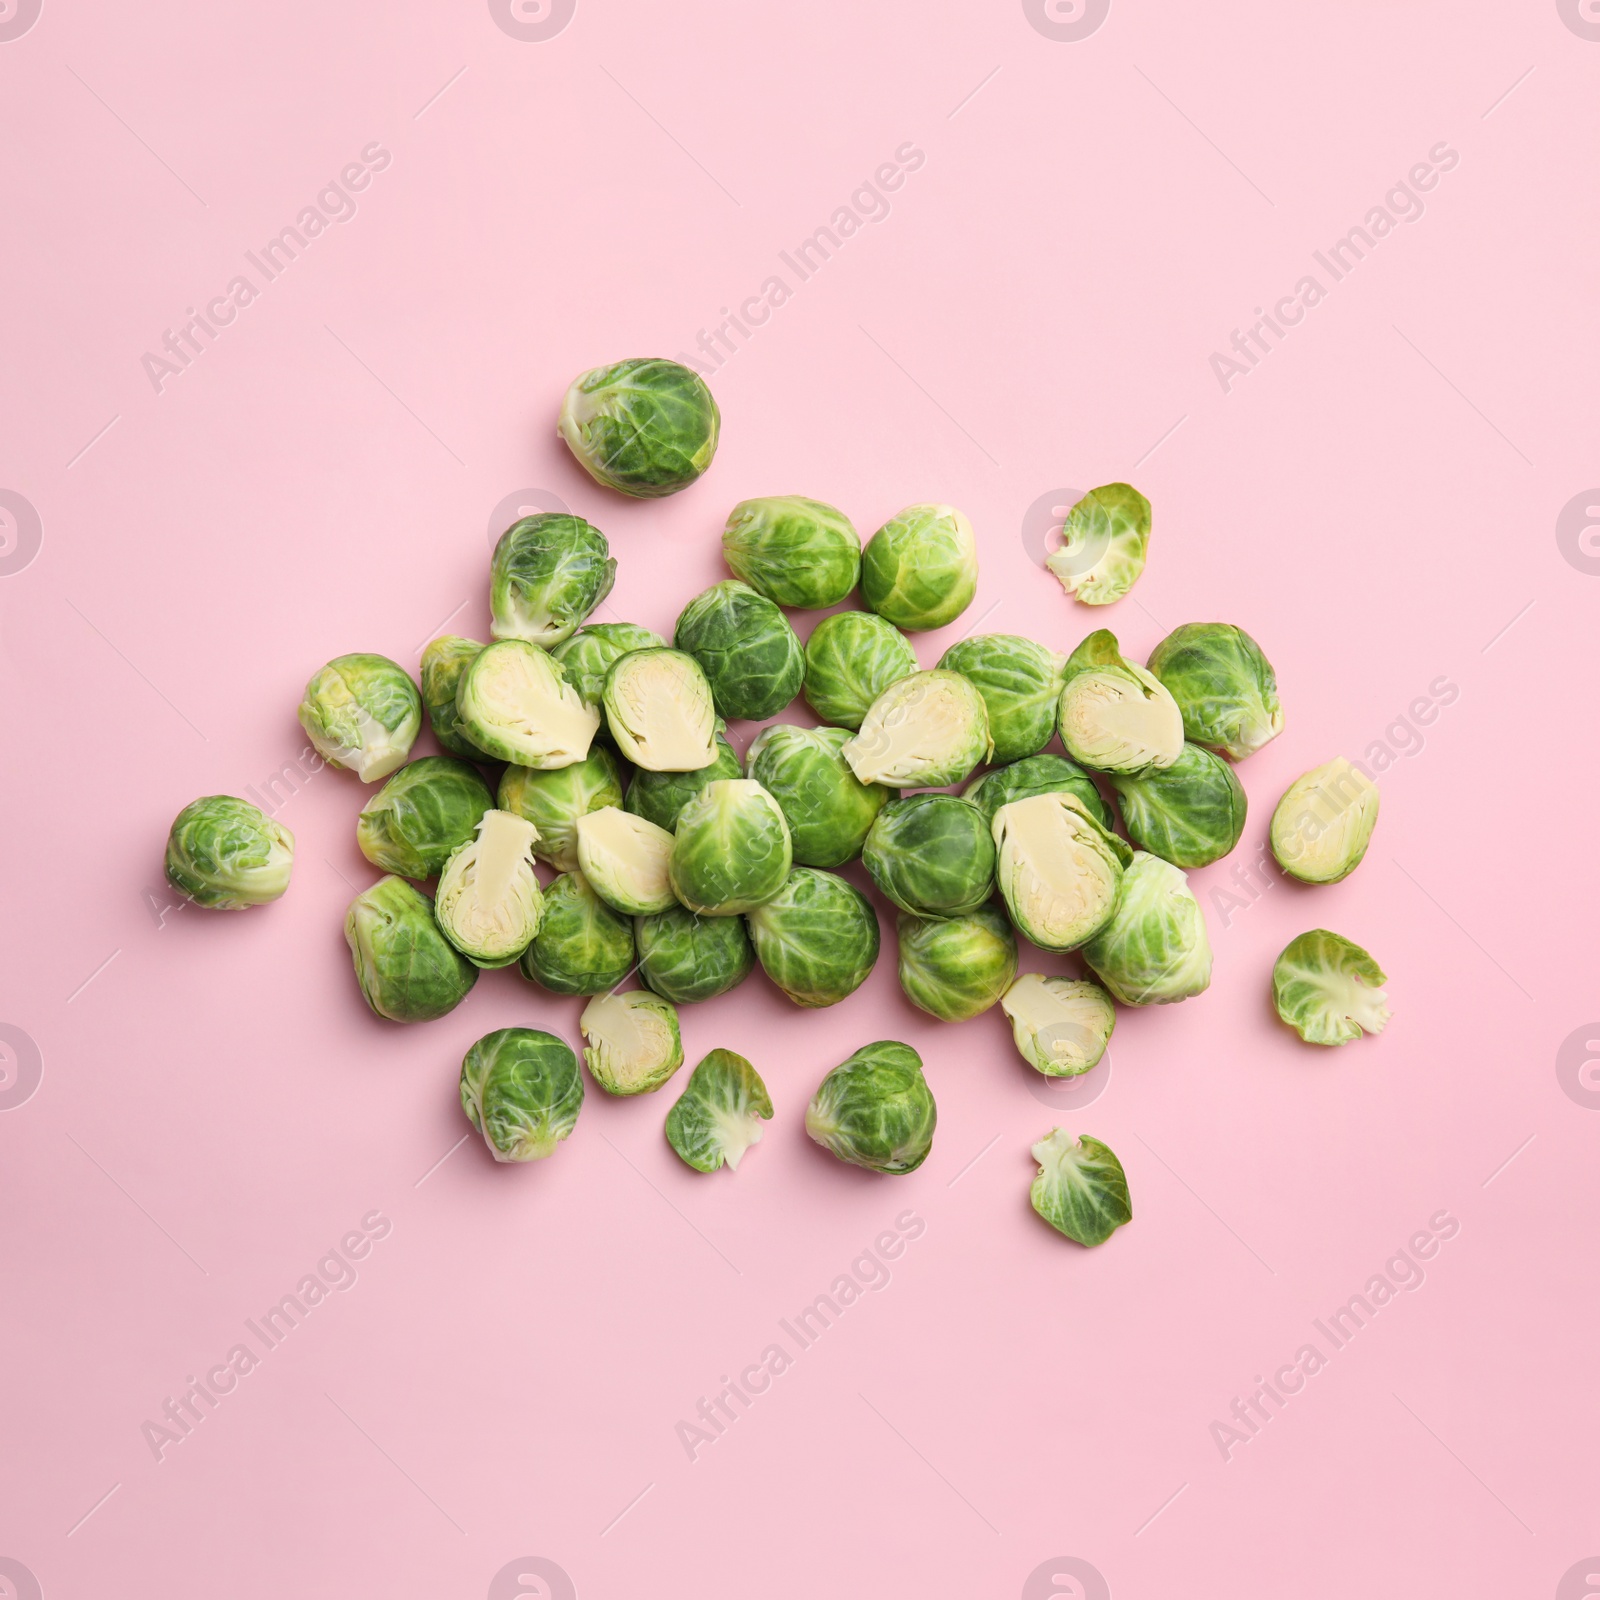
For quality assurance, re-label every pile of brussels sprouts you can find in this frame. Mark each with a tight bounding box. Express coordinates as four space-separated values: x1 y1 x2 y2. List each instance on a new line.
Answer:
163 356 1390 1250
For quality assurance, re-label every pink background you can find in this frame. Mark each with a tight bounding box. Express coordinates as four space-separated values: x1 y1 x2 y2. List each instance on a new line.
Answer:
2 2 1597 1596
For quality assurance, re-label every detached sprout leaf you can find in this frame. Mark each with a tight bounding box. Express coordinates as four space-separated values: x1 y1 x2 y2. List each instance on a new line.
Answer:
419 636 490 759
1146 622 1283 760
806 1041 937 1175
669 779 792 915
1269 757 1379 884
489 514 616 647
519 872 634 995
1110 742 1247 868
863 794 996 920
1272 929 1390 1045
580 991 685 1094
1002 975 1116 1077
802 610 919 730
722 496 861 610
299 653 422 783
356 757 494 880
674 580 805 722
603 648 717 772
635 904 755 1004
861 503 978 631
499 747 624 873
558 358 720 499
165 796 294 909
1057 630 1184 775
896 905 1017 1022
576 806 678 915
460 1028 584 1162
992 791 1131 951
1045 483 1150 607
937 634 1065 764
1029 1130 1132 1246
746 867 880 1007
345 876 478 1022
665 1049 774 1174
747 724 894 869
455 640 600 769
842 669 992 788
435 810 544 968
1081 852 1212 1005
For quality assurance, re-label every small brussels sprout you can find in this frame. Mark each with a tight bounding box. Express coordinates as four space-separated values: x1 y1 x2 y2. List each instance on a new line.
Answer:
1082 851 1212 1005
419 636 490 759
298 653 422 783
806 1041 937 1175
936 635 1065 764
460 1028 584 1162
1109 743 1247 868
746 724 893 869
665 1049 774 1173
575 806 677 915
165 796 294 909
603 648 717 772
635 904 755 1004
860 504 978 631
896 905 1017 1022
1029 1130 1132 1246
345 876 478 1022
551 622 667 714
1273 930 1390 1046
1045 483 1150 607
842 670 992 788
863 794 995 920
721 495 861 609
626 729 741 832
992 792 1131 951
456 640 600 769
674 580 805 722
802 610 919 730
669 779 792 915
489 514 615 647
579 990 685 1094
435 810 543 968
1269 757 1379 884
498 746 624 872
519 872 635 995
557 358 720 498
1002 974 1116 1077
356 757 494 879
963 753 1115 834
746 867 880 1007
1146 622 1283 760
1057 629 1184 774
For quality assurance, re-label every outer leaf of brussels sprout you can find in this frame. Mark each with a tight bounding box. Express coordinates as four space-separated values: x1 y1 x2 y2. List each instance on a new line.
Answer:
802 610 919 730
579 991 685 1094
626 731 742 832
721 495 861 609
356 757 495 880
1109 742 1247 868
896 905 1017 1022
674 580 805 721
1269 757 1379 884
1146 622 1283 760
746 724 893 869
669 779 792 916
1056 629 1184 774
419 636 490 759
936 635 1065 764
557 358 720 498
434 810 543 967
991 792 1130 951
345 876 478 1022
863 794 995 920
460 1028 584 1161
860 504 978 631
498 747 624 873
963 753 1115 833
298 653 422 783
164 796 295 909
805 1041 937 1175
1001 975 1116 1077
456 640 600 769
665 1049 774 1173
746 867 880 1007
635 904 755 1004
575 806 678 916
1081 851 1212 1005
551 622 667 713
1272 929 1390 1046
603 648 718 772
1044 483 1150 607
841 669 993 788
489 513 616 647
1029 1130 1132 1245
518 872 634 995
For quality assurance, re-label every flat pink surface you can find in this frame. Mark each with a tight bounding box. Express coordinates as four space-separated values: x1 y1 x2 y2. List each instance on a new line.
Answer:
2 4 1597 1597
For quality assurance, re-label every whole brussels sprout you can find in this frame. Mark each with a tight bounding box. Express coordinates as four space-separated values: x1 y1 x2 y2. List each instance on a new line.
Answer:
806 1041 936 1175
489 514 615 647
863 794 995 920
456 640 600 769
626 730 742 832
802 610 919 729
519 872 634 995
460 1028 584 1162
665 1049 773 1173
963 753 1115 833
356 757 494 879
992 792 1131 951
419 636 489 759
299 653 421 783
1109 743 1247 868
1146 622 1283 760
861 503 978 631
499 746 624 872
1002 974 1116 1077
603 648 717 772
674 580 804 721
746 867 880 1007
579 990 685 1094
896 905 1017 1022
165 796 294 909
721 495 861 609
669 779 792 915
635 903 755 1004
558 358 720 498
936 635 1065 764
1045 483 1150 607
1272 929 1391 1046
551 622 667 714
575 806 677 915
1082 851 1212 1005
1030 1130 1132 1246
1269 757 1379 884
1057 629 1183 774
435 810 543 968
345 876 478 1022
842 669 992 788
746 724 893 868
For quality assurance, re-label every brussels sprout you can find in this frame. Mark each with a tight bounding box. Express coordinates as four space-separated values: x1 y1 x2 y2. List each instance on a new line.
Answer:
419 636 490 759
963 753 1115 833
1269 757 1379 884
519 872 634 995
806 1041 936 1175
165 796 294 909
460 1028 584 1162
1109 743 1247 868
669 779 792 915
456 640 600 769
435 810 543 968
489 514 615 648
896 905 1017 1022
1029 1130 1132 1246
1146 623 1282 760
356 757 494 879
1057 629 1183 774
860 504 978 631
674 580 804 722
551 622 667 714
603 648 717 772
863 794 995 920
298 653 421 783
1002 974 1116 1076
345 876 478 1022
991 792 1131 951
579 990 685 1094
721 495 861 609
1082 851 1212 1005
1273 930 1390 1046
746 725 893 868
1045 483 1150 607
936 635 1065 764
802 610 919 729
575 806 677 915
665 1049 774 1173
498 747 624 873
842 670 992 788
626 730 742 831
746 867 880 1007
557 358 720 498
635 904 755 1004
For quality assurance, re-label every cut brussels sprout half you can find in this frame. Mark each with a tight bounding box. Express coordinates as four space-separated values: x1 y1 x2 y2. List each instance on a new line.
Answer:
963 753 1115 834
1269 757 1379 884
806 1041 936 1175
1272 929 1390 1046
498 747 624 873
1001 974 1116 1077
747 724 893 869
558 358 720 498
456 640 599 769
460 1028 584 1162
165 796 294 909
936 635 1065 764
1146 622 1283 760
299 653 421 783
419 636 489 759
356 757 494 880
603 648 717 772
575 806 678 915
1110 742 1247 869
665 1049 774 1173
722 495 861 609
1045 483 1150 607
802 610 919 730
435 810 543 968
746 867 880 1007
863 794 996 920
861 503 978 631
345 876 478 1022
518 872 634 995
674 580 805 722
896 905 1017 1022
579 990 685 1094
1029 1130 1132 1246
1082 851 1212 1005
635 904 755 1004
626 730 741 832
489 514 616 647
991 792 1130 951
551 622 667 715
1057 629 1183 774
842 669 992 788
669 779 792 916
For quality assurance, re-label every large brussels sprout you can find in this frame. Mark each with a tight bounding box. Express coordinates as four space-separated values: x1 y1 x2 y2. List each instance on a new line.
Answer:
674 580 804 721
635 904 755 1004
603 648 717 772
746 724 893 868
498 746 624 872
1082 852 1212 1005
165 796 294 909
299 653 421 783
896 905 1017 1022
345 876 478 1022
456 640 600 769
1269 757 1379 884
1029 1130 1132 1246
489 514 615 647
669 779 792 915
1002 974 1116 1076
806 1041 936 1175
1109 743 1247 868
722 495 861 609
518 872 634 995
1057 629 1183 774
665 1049 773 1173
575 806 677 915
551 622 667 715
746 867 880 1007
460 1028 584 1162
863 794 995 920
842 670 992 788
1147 622 1282 760
356 757 494 879
860 504 978 631
936 635 1065 764
992 792 1131 951
558 358 720 498
419 636 489 760
579 990 685 1094
1045 483 1150 607
435 810 543 968
963 753 1115 833
626 730 742 832
802 610 919 729
1272 929 1390 1045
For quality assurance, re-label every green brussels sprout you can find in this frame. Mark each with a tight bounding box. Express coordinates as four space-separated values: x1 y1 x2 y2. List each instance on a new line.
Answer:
557 358 720 498
669 779 792 915
1272 929 1391 1046
345 876 478 1022
896 905 1017 1022
626 730 742 832
1029 1130 1132 1246
674 580 804 721
575 806 677 915
1269 757 1379 884
1082 851 1212 1005
356 757 494 880
419 636 490 759
489 513 615 647
665 1049 774 1173
164 796 294 909
1146 622 1283 760
860 503 978 631
551 622 667 714
603 648 717 772
936 635 1065 764
460 1028 584 1162
1109 743 1247 868
842 669 992 788
805 1040 937 1175
1057 629 1184 774
498 746 624 873
963 753 1115 834
635 904 755 1004
802 610 919 729
863 794 995 920
1002 974 1116 1076
721 495 861 609
746 867 880 1007
1045 483 1150 607
298 653 422 783
579 990 685 1094
992 792 1131 951
519 872 634 995
435 810 544 968
456 639 600 769
746 724 894 868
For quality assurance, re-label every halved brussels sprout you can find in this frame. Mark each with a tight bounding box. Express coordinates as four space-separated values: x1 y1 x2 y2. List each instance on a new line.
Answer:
635 903 755 1004
992 792 1131 951
356 757 494 879
1109 743 1247 868
435 810 543 968
802 610 919 730
1272 929 1390 1045
669 779 792 915
1057 629 1183 774
603 648 717 772
1269 757 1379 884
456 640 600 769
558 358 720 498
936 635 1065 764
498 747 624 873
579 990 685 1094
419 636 489 759
575 806 677 915
489 513 615 647
746 867 880 1007
722 496 861 609
1146 622 1283 760
1082 851 1212 1005
841 670 992 788
299 653 421 783
746 724 894 869
896 905 1017 1022
460 1028 584 1162
806 1041 936 1175
665 1049 773 1173
863 794 995 920
1029 1130 1132 1245
674 580 804 722
551 622 667 714
1002 974 1116 1076
1045 483 1150 607
518 871 634 995
861 503 978 631
345 876 478 1022
963 753 1115 833
165 796 294 909
626 729 742 832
